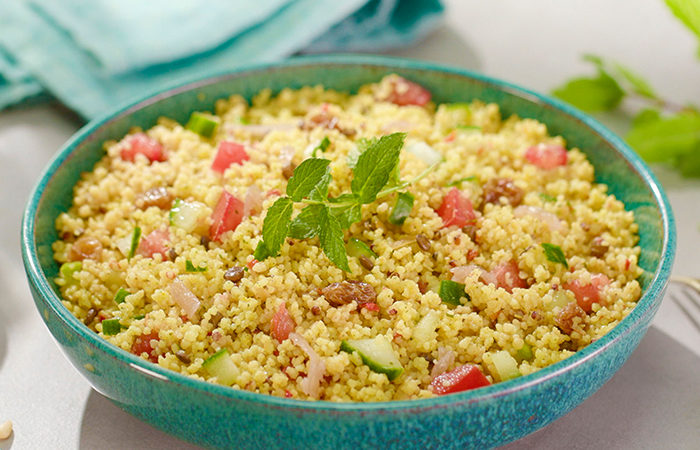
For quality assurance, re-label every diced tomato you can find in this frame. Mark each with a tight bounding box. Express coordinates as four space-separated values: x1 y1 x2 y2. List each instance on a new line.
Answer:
625 259 631 271
209 190 244 241
524 144 567 170
563 273 610 313
481 261 528 293
266 189 281 197
444 131 457 142
137 229 169 259
386 76 432 106
271 303 295 343
430 364 491 395
121 133 166 163
360 302 380 312
284 390 293 398
436 188 476 228
212 141 249 173
130 331 159 363
247 259 258 270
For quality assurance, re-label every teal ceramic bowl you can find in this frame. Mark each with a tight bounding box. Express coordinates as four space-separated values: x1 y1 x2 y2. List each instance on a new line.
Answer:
21 55 675 449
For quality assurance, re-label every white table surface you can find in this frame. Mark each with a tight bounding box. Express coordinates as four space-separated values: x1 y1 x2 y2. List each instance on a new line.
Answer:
1 1 699 448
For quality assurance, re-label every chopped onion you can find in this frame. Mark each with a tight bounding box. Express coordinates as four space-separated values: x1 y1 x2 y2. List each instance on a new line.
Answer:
170 278 201 319
381 120 415 133
405 141 443 166
450 264 481 284
431 346 456 378
243 184 263 217
514 205 563 233
279 145 295 167
224 123 297 137
115 235 131 257
289 332 326 399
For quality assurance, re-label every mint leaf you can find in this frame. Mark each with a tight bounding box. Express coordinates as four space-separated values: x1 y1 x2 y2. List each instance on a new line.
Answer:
541 243 568 268
626 112 700 162
256 197 293 259
308 170 332 202
347 137 378 169
318 207 350 272
286 158 331 202
288 204 324 239
312 136 331 157
330 203 362 229
552 72 624 112
351 133 406 204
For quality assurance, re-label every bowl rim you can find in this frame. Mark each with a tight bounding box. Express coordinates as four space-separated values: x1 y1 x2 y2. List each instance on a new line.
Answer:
21 54 676 413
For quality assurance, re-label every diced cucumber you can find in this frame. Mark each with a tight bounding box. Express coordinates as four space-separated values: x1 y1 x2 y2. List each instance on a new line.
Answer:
114 287 130 305
102 318 122 336
341 335 403 381
405 141 443 166
186 112 220 138
550 290 573 311
346 238 377 259
388 192 414 226
203 349 239 386
439 280 467 306
169 199 206 233
128 226 141 260
59 261 82 286
413 311 439 345
489 350 522 382
517 342 533 361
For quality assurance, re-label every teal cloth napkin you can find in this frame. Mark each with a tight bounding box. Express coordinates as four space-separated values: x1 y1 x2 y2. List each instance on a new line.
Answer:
0 0 443 119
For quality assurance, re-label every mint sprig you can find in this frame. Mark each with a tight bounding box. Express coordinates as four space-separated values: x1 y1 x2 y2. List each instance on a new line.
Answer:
542 243 569 269
254 132 439 270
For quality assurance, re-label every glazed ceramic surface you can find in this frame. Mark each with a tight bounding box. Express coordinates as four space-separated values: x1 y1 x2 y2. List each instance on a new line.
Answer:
21 55 675 449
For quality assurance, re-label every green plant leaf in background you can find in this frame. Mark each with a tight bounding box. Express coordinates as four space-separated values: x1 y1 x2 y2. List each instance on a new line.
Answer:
613 63 659 99
665 0 700 56
626 112 700 163
551 69 625 112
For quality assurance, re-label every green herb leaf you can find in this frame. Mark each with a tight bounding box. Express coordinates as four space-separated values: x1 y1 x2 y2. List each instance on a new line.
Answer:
541 243 569 268
185 260 207 272
347 137 378 169
308 169 332 202
388 192 415 225
439 280 468 306
626 112 700 162
288 204 324 239
539 193 557 203
447 176 477 187
114 287 130 304
351 133 406 204
456 125 481 131
552 72 625 112
318 206 350 272
133 314 145 320
346 238 378 259
286 158 331 202
255 197 294 260
329 203 362 229
128 227 141 260
311 136 331 157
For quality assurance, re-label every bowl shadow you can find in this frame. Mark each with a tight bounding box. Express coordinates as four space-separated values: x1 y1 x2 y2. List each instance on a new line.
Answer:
79 390 201 450
503 327 700 449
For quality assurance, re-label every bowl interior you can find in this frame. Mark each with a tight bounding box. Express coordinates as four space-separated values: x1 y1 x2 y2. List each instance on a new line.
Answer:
24 55 674 413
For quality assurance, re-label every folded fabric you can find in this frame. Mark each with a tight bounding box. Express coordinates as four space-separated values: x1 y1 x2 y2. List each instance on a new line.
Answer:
0 0 443 119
